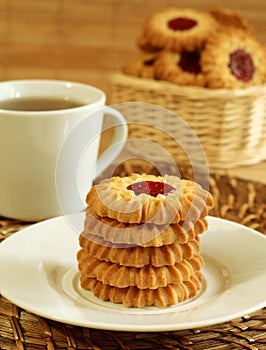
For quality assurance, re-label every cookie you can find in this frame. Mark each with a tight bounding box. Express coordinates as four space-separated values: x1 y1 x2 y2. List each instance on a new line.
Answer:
86 173 214 225
77 253 203 289
122 52 159 79
137 33 162 53
82 212 208 247
80 272 203 308
154 50 206 87
137 7 219 52
209 7 254 33
201 27 266 89
79 235 200 267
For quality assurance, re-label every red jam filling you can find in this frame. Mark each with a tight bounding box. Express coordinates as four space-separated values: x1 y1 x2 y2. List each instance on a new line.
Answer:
168 17 197 31
144 58 156 66
179 51 201 74
228 49 254 82
127 181 175 197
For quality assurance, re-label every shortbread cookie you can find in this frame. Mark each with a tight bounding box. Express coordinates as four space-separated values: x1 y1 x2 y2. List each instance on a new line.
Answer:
154 50 206 87
77 253 204 289
79 235 200 267
137 34 162 53
80 272 203 308
86 173 214 225
201 27 266 89
82 212 208 246
137 7 219 52
209 7 254 33
122 52 159 79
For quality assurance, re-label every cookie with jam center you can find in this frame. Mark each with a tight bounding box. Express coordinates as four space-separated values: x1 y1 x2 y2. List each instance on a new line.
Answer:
86 173 214 225
201 27 266 89
137 7 219 52
154 50 206 87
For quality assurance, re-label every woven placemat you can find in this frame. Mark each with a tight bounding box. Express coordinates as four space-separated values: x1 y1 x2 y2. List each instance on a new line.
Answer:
1 161 265 350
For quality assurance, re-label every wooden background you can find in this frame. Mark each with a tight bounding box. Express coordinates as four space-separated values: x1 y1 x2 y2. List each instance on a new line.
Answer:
0 0 265 94
0 0 265 181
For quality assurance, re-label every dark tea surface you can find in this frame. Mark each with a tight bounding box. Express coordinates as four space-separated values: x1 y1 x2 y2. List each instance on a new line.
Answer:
0 96 84 111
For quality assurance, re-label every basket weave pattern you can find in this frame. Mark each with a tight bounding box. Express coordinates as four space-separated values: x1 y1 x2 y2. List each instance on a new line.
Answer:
110 72 266 168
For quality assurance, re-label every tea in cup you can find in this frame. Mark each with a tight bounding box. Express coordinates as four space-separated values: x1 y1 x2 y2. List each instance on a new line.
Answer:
0 79 127 221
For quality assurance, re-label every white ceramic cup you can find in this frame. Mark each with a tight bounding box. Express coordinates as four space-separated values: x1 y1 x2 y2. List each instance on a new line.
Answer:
0 79 127 221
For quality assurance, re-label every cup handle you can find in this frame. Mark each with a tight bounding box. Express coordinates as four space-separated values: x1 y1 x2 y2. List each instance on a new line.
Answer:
95 107 128 178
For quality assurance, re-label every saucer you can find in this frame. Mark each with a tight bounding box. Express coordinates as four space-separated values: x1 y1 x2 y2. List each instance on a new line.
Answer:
0 214 265 331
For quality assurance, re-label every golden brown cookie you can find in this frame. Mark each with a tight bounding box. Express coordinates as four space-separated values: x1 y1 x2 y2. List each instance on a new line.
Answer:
79 235 200 267
208 7 254 34
137 33 162 53
137 7 219 52
154 50 206 87
201 27 266 89
86 173 214 225
80 272 203 308
82 212 208 247
122 52 159 79
77 252 203 289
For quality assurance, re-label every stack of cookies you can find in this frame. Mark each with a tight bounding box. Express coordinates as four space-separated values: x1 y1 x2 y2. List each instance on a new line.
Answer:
77 173 214 308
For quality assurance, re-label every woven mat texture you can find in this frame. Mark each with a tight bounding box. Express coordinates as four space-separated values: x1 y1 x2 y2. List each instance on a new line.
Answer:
0 161 265 350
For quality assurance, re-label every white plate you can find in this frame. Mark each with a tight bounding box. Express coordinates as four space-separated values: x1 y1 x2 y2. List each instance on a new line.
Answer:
0 213 265 332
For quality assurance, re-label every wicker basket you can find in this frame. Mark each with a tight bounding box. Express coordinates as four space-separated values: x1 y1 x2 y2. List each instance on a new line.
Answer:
109 71 266 169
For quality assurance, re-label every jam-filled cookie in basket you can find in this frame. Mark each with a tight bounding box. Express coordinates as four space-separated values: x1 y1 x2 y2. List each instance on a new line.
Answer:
154 50 206 87
137 7 219 52
122 52 159 79
201 27 266 89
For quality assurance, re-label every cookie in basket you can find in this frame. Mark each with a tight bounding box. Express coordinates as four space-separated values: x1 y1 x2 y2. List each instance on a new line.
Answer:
137 7 219 52
208 7 255 33
201 27 266 89
122 52 159 79
80 272 203 308
86 173 214 225
154 50 206 87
